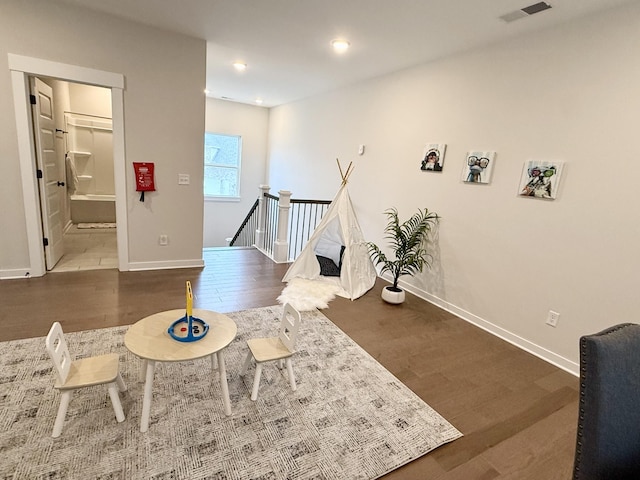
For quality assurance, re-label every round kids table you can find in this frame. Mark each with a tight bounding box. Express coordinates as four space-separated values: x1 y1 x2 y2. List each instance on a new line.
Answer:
124 309 237 432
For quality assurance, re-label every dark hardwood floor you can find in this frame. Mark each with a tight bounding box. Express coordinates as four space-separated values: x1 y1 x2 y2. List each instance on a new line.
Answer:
0 247 579 479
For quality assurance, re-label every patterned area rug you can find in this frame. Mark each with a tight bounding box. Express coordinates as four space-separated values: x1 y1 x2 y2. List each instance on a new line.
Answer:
0 306 461 479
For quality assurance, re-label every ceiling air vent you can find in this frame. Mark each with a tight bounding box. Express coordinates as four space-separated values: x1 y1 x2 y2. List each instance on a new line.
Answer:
499 2 552 23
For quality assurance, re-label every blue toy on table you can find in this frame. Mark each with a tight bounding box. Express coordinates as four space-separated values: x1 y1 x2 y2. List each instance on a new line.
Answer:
167 281 209 342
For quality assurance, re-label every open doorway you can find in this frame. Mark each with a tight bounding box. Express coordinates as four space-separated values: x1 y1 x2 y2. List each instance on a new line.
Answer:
32 76 117 272
9 53 129 278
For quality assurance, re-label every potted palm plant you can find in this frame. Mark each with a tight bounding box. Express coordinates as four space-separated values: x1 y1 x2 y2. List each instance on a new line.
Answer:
368 207 439 304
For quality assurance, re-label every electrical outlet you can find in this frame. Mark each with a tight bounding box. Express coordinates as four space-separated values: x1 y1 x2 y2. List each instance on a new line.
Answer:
159 234 169 246
546 310 560 327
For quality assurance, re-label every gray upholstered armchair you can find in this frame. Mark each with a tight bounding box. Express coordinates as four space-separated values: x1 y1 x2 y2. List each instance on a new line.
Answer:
573 323 640 479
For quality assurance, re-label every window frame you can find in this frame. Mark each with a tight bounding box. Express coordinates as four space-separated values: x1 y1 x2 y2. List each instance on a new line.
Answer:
203 131 242 201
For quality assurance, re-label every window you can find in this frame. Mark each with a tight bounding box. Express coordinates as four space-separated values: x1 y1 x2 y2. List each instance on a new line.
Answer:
204 132 241 198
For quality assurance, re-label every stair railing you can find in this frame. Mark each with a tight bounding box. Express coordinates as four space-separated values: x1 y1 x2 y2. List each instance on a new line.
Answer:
288 198 331 260
228 198 259 247
229 185 330 263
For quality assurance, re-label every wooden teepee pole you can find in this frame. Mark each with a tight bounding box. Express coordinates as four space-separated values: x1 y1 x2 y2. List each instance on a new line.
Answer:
337 158 353 186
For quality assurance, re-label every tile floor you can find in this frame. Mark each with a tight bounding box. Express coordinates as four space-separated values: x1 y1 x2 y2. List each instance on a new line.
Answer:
50 224 118 272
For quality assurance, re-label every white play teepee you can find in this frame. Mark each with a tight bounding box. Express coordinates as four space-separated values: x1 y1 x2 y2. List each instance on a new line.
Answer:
282 161 376 300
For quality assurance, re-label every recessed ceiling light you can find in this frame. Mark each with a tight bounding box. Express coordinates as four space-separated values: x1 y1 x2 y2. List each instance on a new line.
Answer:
233 62 247 71
331 39 350 53
255 98 263 105
204 89 210 95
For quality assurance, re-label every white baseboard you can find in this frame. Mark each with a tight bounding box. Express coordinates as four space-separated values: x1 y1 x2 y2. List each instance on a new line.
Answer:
1 260 205 278
384 274 579 377
254 246 292 264
0 269 33 280
127 259 205 271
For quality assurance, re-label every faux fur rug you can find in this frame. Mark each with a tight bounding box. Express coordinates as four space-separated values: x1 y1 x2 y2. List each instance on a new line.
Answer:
1 306 461 479
277 277 342 311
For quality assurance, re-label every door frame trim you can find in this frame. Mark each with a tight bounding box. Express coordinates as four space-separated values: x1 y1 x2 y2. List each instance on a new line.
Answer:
9 53 129 276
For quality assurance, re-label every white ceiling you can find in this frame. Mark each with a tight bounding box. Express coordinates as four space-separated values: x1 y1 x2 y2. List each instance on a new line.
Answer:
57 0 632 107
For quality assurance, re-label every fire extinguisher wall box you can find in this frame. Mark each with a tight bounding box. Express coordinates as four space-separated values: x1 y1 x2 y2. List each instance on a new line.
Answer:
133 162 156 201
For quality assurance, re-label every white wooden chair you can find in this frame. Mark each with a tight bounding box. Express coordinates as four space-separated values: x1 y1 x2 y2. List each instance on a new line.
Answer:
240 303 301 400
45 322 126 438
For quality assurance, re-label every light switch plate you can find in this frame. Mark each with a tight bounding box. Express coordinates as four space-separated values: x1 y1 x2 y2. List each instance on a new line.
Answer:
178 174 190 185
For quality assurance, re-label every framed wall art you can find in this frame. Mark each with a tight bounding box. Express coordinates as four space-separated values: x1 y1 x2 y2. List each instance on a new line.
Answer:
461 151 496 184
518 161 564 200
420 144 446 172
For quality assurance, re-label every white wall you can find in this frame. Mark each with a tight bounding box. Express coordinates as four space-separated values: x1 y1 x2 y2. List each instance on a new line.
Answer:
68 83 112 118
0 0 206 275
203 98 269 247
267 2 640 372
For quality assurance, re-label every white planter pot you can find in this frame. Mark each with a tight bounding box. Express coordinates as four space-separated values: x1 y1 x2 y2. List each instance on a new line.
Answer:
381 286 405 304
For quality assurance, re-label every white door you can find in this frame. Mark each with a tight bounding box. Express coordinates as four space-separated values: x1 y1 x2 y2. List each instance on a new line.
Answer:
30 77 64 270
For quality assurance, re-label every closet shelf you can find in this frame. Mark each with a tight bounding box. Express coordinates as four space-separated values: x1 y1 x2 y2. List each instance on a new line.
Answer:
67 121 112 132
68 150 92 157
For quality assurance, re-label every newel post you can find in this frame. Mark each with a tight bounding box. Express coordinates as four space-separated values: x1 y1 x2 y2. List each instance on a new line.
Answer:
273 190 291 263
255 184 270 249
